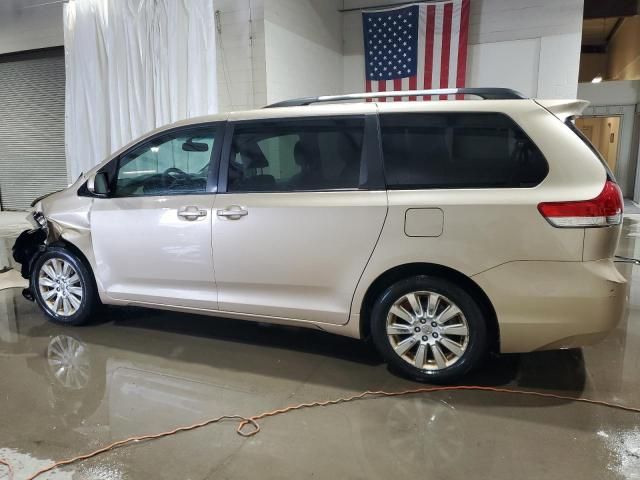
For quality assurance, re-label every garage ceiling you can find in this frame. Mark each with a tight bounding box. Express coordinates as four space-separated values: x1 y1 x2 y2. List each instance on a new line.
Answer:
581 1 638 54
583 0 639 19
582 17 623 46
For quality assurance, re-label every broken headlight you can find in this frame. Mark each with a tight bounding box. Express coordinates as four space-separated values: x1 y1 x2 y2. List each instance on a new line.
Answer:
28 211 48 230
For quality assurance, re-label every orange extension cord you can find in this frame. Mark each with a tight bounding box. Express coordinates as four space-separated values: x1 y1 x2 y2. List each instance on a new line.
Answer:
1 385 639 480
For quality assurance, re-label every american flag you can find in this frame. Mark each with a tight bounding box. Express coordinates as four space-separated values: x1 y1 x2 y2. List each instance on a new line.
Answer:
363 0 470 101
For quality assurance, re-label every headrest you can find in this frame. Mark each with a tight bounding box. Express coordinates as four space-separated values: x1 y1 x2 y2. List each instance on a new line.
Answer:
243 147 269 169
294 141 316 168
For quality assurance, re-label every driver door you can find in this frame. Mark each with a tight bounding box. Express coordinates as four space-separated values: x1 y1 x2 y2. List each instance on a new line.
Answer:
91 123 223 309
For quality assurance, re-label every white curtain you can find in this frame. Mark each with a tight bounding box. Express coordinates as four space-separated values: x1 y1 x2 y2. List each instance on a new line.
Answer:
63 0 218 180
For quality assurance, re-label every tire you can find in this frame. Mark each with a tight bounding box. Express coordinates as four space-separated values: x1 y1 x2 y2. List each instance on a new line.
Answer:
371 275 487 383
30 246 99 326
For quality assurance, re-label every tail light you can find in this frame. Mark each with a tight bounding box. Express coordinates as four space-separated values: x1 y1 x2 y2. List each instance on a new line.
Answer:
538 180 623 228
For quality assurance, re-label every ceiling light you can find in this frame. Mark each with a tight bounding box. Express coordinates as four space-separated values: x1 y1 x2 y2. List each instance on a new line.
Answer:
592 75 603 83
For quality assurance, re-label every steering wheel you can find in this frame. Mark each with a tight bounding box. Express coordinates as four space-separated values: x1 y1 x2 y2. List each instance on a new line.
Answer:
164 167 189 180
162 167 191 191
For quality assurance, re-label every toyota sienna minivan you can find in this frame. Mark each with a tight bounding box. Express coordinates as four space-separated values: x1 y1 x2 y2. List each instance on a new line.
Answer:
13 88 627 382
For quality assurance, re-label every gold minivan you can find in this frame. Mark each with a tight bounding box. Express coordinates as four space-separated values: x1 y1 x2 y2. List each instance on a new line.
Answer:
13 88 627 382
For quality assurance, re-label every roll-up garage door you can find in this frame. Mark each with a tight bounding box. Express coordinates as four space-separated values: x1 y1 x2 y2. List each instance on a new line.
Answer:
0 48 67 211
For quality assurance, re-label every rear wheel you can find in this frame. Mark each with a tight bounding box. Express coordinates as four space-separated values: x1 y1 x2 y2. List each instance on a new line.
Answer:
31 247 98 326
371 275 487 382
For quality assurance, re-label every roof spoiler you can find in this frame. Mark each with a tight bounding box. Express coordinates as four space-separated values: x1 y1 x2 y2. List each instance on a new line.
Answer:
534 99 590 121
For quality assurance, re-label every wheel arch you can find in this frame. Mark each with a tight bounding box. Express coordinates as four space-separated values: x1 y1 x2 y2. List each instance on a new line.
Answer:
358 263 500 353
46 239 100 293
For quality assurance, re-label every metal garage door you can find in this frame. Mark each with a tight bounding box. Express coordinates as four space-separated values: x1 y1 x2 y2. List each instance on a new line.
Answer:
0 48 67 211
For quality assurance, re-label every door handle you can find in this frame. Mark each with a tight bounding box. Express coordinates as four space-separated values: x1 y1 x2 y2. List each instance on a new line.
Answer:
178 206 208 221
217 206 248 220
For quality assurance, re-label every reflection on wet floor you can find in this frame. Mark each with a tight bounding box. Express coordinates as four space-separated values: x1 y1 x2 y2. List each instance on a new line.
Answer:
0 219 639 479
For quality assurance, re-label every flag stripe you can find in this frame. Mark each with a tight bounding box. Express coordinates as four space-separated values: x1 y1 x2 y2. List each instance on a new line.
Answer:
448 0 461 96
423 4 435 100
393 78 402 100
371 78 379 98
416 5 427 94
455 0 470 98
365 79 373 102
431 4 443 96
378 80 387 102
402 77 410 101
408 75 417 100
439 2 453 100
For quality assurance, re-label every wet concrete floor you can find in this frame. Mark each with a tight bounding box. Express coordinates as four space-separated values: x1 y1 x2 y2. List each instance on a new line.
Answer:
0 219 639 479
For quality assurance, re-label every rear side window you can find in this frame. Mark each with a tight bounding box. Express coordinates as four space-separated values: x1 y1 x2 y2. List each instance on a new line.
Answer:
227 117 365 192
380 113 548 189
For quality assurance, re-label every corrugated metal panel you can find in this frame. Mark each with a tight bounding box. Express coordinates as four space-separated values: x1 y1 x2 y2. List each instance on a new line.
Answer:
0 51 67 211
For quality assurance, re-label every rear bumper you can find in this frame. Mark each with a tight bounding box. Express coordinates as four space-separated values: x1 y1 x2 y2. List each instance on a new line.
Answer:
472 259 627 353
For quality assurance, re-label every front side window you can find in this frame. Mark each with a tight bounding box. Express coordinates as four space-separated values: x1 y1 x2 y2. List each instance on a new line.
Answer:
115 126 217 196
380 113 548 189
226 118 365 192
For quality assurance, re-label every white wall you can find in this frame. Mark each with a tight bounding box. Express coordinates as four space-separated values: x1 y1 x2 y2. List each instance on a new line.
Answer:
216 0 267 112
0 1 63 55
343 0 584 99
264 0 343 104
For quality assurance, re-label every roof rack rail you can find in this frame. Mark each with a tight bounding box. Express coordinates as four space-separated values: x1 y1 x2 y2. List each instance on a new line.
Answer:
264 88 527 108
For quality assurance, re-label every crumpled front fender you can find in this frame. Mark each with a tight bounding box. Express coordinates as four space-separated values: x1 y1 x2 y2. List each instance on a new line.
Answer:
36 183 98 274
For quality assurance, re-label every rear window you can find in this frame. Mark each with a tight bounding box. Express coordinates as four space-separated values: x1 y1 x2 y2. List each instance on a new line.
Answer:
380 113 548 189
565 117 617 181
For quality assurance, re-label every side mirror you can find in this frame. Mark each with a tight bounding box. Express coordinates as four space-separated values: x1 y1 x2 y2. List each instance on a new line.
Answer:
87 172 110 197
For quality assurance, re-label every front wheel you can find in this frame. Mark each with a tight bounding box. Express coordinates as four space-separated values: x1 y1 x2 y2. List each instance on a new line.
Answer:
31 247 99 326
371 275 487 383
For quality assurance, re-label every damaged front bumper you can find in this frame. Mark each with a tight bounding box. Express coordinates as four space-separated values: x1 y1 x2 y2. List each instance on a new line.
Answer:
12 212 49 279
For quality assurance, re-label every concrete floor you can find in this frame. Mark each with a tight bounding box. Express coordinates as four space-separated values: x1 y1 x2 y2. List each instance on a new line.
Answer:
0 217 639 479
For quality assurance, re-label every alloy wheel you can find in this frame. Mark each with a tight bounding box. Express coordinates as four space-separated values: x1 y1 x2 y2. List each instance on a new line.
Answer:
386 291 470 371
38 258 84 317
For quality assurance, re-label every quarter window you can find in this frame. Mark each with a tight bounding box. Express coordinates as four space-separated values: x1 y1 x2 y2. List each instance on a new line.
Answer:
115 126 217 196
565 117 616 181
380 113 548 189
226 118 366 192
